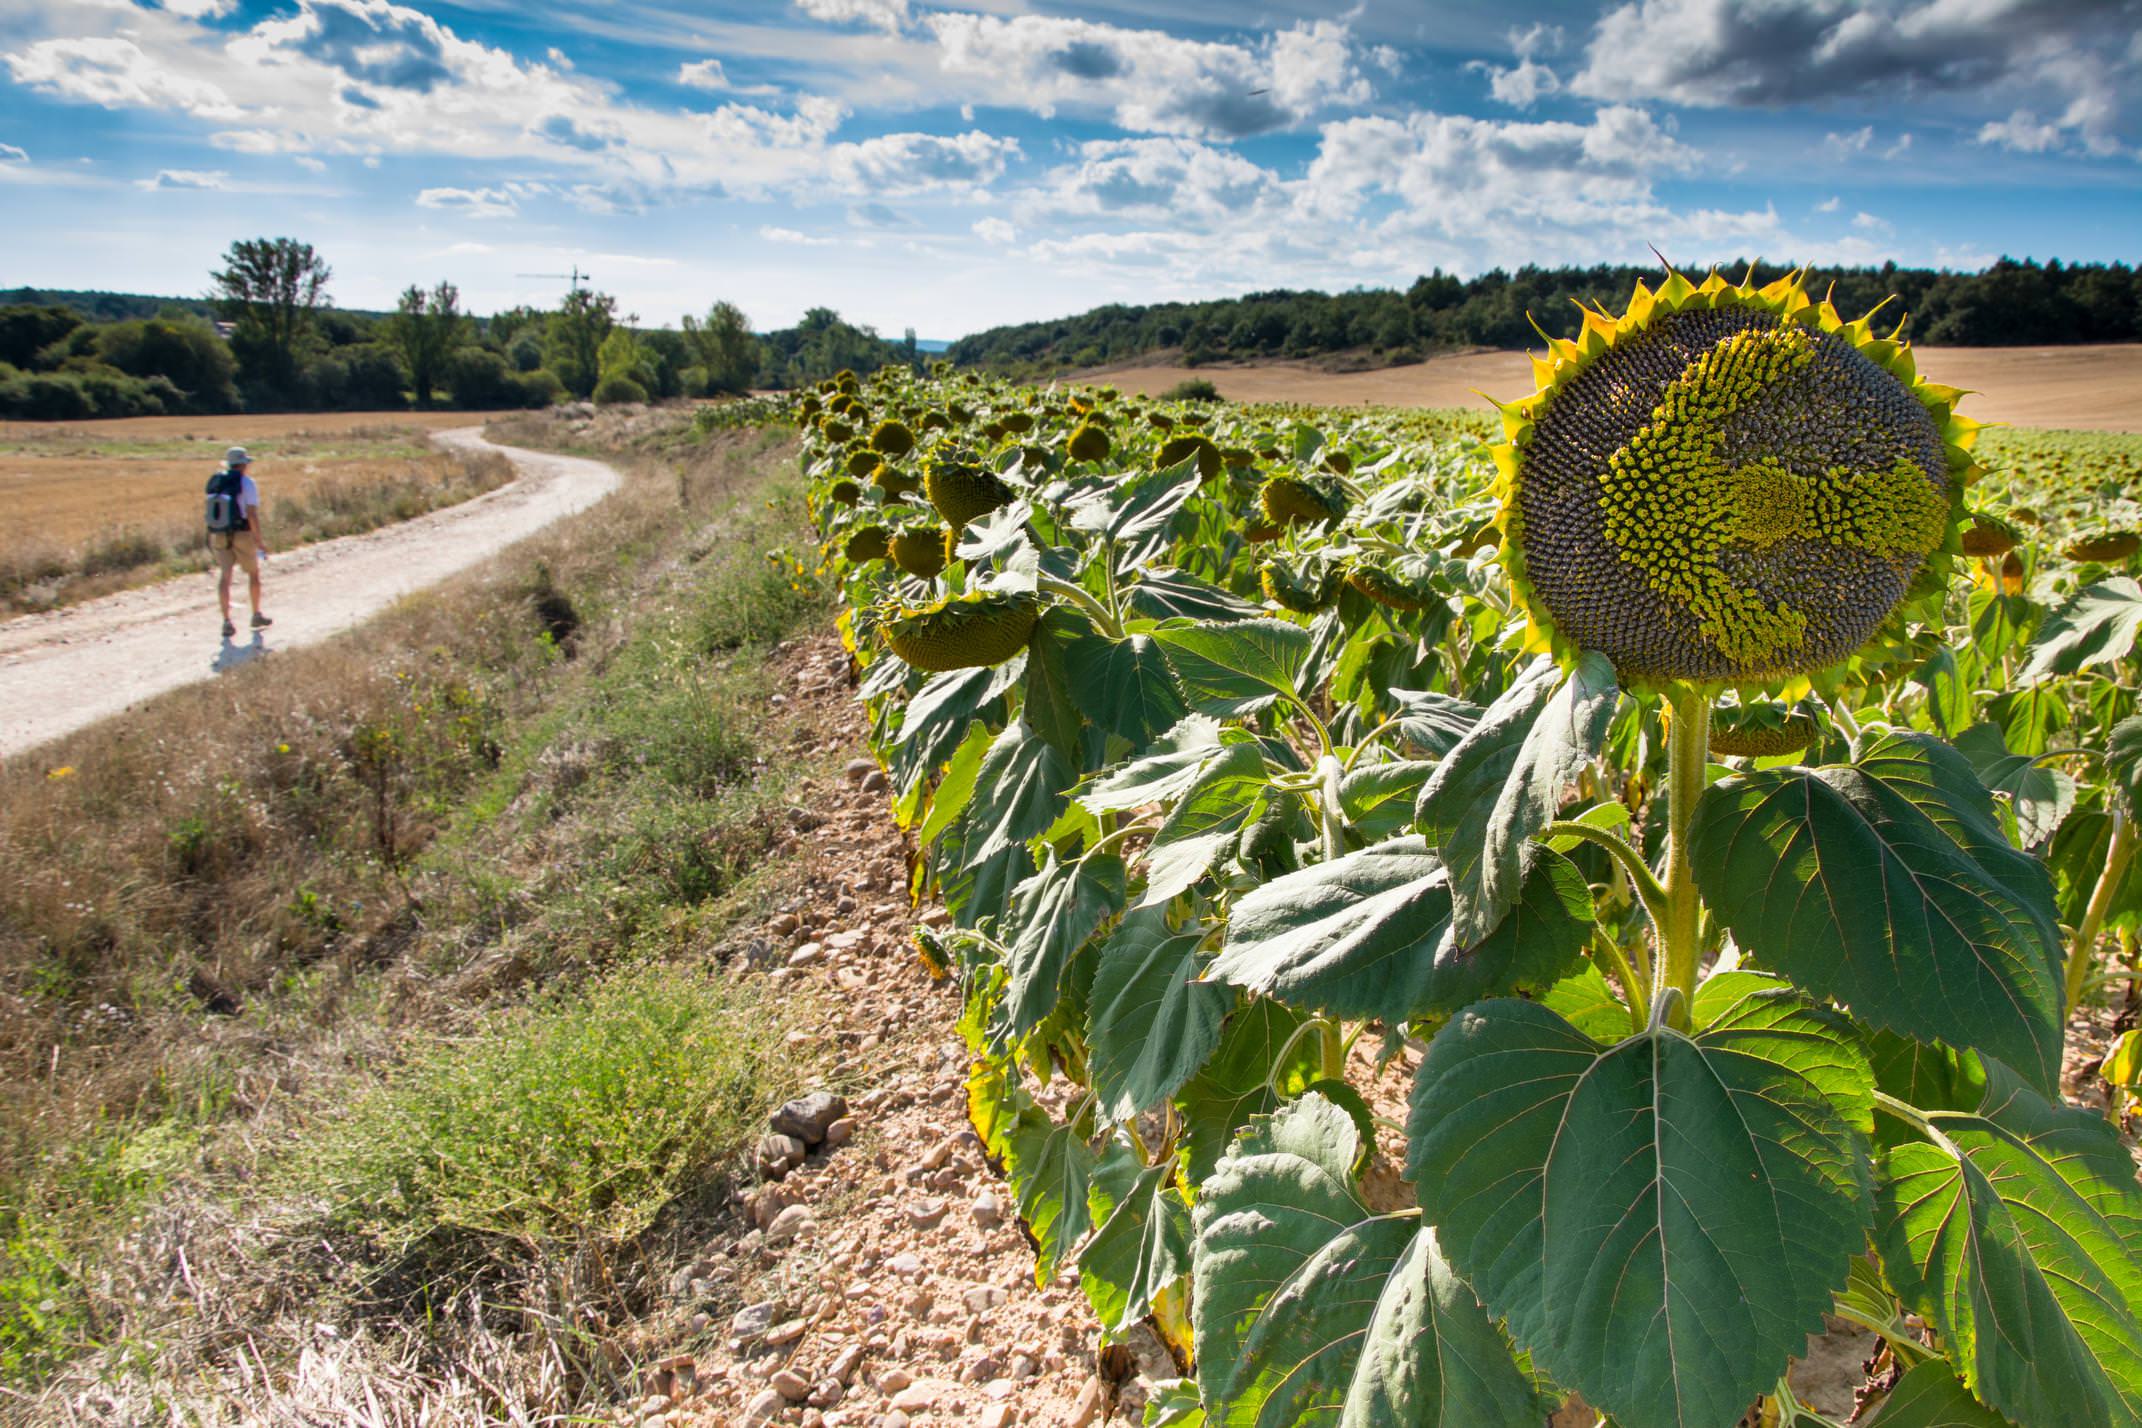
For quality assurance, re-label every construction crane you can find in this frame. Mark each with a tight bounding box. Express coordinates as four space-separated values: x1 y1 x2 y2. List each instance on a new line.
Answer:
515 265 592 292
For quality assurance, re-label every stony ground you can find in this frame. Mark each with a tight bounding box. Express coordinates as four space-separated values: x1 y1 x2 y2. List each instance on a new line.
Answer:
608 631 1164 1428
607 625 2140 1428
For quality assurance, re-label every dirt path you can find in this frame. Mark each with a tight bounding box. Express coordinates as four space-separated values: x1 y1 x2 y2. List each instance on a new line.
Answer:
1094 342 2142 432
0 428 619 761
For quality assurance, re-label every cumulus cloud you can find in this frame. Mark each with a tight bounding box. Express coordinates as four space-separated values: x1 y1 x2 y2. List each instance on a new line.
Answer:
760 225 838 246
1035 137 1279 218
1852 210 1892 233
139 167 228 189
972 216 1016 244
1815 194 1841 212
824 130 1019 194
417 185 517 217
0 1 1025 202
923 15 1372 138
1570 0 2138 154
677 58 779 96
1977 108 2065 152
794 0 909 33
1473 21 1564 107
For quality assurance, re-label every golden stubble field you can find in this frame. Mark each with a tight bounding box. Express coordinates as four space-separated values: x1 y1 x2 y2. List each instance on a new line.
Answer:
0 409 516 610
1094 342 2142 433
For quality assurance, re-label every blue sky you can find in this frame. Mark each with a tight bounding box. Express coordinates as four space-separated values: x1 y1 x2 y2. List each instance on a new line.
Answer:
3 0 2138 339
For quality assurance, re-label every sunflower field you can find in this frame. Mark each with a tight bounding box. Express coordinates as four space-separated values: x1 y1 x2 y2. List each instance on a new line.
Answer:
786 271 2142 1428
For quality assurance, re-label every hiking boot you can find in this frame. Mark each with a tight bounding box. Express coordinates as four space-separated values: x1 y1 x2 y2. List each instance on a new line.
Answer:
250 612 273 630
222 617 236 639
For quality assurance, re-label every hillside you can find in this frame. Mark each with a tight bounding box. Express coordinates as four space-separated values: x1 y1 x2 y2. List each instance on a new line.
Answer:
945 256 2142 375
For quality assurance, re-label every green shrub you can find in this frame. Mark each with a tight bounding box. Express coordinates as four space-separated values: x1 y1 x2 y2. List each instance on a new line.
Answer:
301 965 795 1263
1160 377 1221 402
593 374 648 406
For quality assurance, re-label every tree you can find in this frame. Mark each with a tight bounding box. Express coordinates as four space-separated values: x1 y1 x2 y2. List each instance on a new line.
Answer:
383 281 465 409
209 237 331 397
544 286 617 398
680 300 760 395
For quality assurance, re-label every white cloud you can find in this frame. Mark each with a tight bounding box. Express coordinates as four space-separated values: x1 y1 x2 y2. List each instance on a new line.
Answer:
824 129 1020 194
416 185 517 218
1815 195 1841 212
972 216 1015 244
1976 108 2065 152
794 0 909 33
922 14 1372 138
1478 58 1561 108
138 167 228 190
156 0 238 17
760 225 838 246
1509 22 1564 59
546 46 572 70
677 58 779 96
1570 0 2137 155
1823 125 1873 156
294 154 327 172
1853 210 1893 233
1034 137 1279 219
0 142 25 164
0 1 1025 202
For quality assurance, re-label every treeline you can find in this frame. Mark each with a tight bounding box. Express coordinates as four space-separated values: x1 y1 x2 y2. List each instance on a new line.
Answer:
1 240 918 421
946 257 2142 374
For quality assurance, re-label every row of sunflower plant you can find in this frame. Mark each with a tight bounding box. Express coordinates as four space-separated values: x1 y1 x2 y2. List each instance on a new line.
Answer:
777 269 2142 1428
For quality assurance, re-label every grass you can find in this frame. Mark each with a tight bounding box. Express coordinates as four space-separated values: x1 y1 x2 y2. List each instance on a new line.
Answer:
0 407 841 1419
0 421 516 612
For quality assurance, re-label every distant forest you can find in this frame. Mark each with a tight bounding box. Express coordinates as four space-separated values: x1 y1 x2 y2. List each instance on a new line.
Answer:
1 258 919 420
944 258 2142 375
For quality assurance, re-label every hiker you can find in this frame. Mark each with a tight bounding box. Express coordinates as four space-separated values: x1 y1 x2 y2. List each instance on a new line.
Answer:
205 445 272 640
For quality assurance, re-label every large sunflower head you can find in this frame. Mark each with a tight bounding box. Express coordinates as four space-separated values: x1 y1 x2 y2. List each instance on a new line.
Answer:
1491 269 1979 691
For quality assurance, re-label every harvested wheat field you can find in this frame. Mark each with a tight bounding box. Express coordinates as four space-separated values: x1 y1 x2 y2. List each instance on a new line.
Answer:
0 412 518 610
1094 341 2142 432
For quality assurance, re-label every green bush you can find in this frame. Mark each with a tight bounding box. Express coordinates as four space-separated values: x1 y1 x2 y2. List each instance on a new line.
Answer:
593 374 648 406
1160 377 1221 402
301 965 793 1262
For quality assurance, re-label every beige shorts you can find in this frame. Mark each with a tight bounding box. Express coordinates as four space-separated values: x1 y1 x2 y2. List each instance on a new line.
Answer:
211 530 260 575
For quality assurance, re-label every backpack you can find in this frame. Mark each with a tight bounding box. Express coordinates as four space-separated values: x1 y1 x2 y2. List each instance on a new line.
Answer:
205 469 248 535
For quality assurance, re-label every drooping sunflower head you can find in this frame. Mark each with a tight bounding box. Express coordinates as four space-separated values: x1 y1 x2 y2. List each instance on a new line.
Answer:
1492 270 1978 691
881 589 1042 672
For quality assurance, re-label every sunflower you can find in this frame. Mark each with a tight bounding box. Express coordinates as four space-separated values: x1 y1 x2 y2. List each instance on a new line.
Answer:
1490 269 1977 690
882 590 1041 671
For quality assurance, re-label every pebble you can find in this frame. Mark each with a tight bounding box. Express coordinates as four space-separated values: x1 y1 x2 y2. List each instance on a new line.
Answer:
766 1318 810 1347
909 1198 948 1229
743 1387 785 1424
843 757 876 783
757 1132 807 1179
980 1405 1015 1428
823 1116 857 1149
972 1192 1004 1228
766 1205 816 1246
1069 1379 1103 1427
732 1302 779 1342
773 1091 850 1145
887 1252 924 1277
890 1381 945 1412
771 1369 811 1401
877 1367 913 1393
789 943 826 968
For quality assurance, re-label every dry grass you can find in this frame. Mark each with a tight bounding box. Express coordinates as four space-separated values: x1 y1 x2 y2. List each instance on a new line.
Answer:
0 419 519 612
0 412 839 1424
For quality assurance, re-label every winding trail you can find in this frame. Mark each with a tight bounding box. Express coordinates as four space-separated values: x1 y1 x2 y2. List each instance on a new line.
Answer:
0 428 620 760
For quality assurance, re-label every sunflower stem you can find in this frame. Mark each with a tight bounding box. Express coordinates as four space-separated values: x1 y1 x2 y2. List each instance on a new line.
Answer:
2067 809 2136 1016
1038 573 1121 638
1660 684 1712 1027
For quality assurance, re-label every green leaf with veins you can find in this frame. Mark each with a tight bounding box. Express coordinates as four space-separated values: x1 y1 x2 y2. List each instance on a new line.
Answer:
1193 1094 1539 1428
1080 714 1227 814
1415 651 1618 946
1063 630 1189 748
1875 1060 2142 1428
1384 687 1487 757
1868 1360 2019 1428
1407 972 1875 1428
1088 907 1228 1122
1210 836 1590 1021
967 718 1076 861
1139 741 1266 907
1150 619 1312 718
1954 722 2075 847
1691 729 2065 1092
2020 577 2142 679
1081 1139 1193 1337
1174 997 1319 1185
999 850 1126 1041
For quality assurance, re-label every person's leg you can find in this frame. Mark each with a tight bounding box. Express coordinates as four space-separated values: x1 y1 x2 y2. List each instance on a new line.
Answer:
240 534 268 627
215 540 235 629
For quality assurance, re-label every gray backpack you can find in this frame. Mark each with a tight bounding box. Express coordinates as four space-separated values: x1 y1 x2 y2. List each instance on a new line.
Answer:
205 469 247 534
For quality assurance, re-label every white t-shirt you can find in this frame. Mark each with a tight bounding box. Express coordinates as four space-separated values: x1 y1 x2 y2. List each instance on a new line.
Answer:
235 473 260 514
